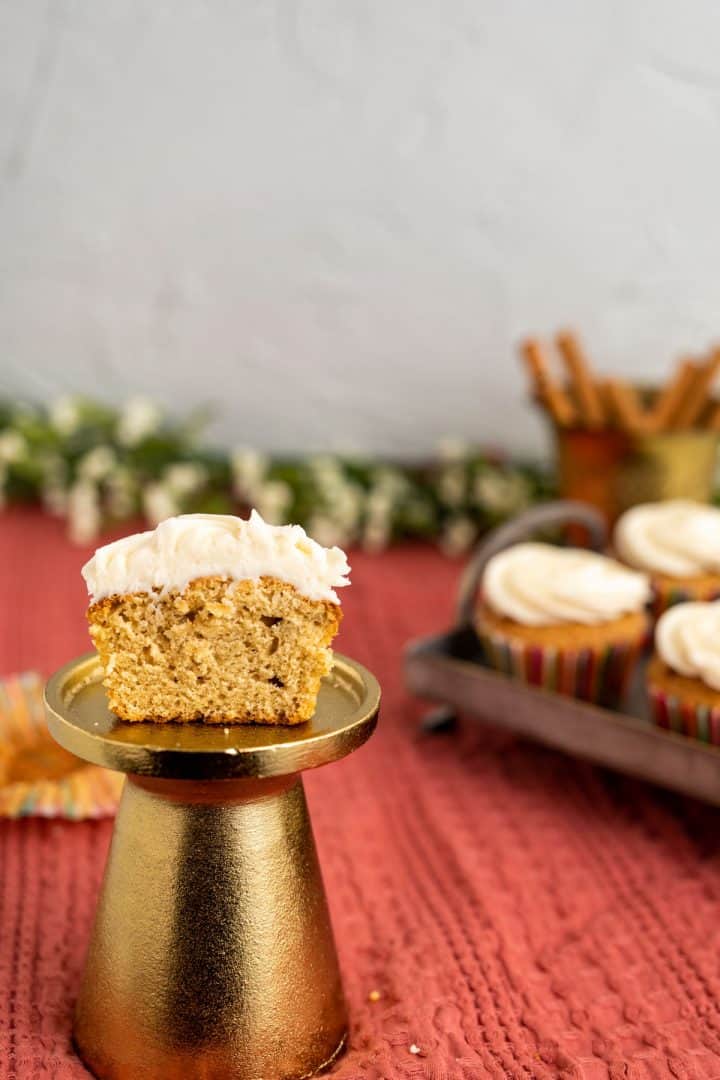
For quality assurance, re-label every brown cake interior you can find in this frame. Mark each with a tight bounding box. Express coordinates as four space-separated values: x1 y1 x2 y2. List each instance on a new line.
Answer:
87 575 342 724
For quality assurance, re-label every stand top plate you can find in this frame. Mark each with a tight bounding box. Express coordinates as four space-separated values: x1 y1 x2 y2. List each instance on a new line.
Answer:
44 652 380 780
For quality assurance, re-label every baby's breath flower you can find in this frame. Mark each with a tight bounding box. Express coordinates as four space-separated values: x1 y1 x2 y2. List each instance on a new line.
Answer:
117 397 162 447
437 437 469 463
106 466 137 518
68 481 101 545
307 514 347 549
50 395 82 436
43 484 68 515
365 488 393 522
440 515 477 557
0 430 27 464
78 446 117 482
254 480 292 525
231 449 267 498
372 466 408 497
362 520 391 553
309 455 343 481
39 454 68 515
331 482 362 531
164 462 208 497
437 465 467 508
474 469 530 516
143 483 178 526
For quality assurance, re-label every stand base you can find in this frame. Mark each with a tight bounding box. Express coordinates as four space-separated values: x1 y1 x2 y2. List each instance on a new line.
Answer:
75 774 347 1080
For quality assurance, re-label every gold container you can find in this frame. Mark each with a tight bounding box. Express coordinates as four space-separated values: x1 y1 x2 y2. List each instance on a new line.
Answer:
555 425 718 526
45 652 380 1080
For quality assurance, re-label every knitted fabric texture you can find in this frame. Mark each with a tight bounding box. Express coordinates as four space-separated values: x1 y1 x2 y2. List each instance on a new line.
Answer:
2 507 720 1079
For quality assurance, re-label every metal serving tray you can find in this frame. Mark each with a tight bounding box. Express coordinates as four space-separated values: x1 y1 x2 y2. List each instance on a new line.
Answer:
404 501 720 807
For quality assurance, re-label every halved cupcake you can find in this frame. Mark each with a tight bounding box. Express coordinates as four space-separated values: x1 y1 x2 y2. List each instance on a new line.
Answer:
614 500 720 617
648 601 720 743
82 511 350 725
475 543 650 707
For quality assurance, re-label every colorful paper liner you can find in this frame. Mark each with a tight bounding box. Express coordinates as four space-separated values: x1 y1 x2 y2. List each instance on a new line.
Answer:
651 583 720 620
479 629 644 709
0 671 123 820
649 685 720 745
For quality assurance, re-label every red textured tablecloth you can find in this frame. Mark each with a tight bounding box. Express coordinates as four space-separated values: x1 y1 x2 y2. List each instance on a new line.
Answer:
3 508 720 1080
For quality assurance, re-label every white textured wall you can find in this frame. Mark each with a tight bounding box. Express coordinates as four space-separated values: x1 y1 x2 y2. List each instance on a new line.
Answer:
2 1 720 456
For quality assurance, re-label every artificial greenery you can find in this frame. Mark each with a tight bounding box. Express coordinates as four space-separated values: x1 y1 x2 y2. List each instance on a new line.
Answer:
0 397 554 553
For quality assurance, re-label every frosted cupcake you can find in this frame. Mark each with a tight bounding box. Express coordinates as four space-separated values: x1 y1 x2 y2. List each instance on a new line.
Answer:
82 511 350 725
648 601 720 743
475 543 650 707
614 500 720 617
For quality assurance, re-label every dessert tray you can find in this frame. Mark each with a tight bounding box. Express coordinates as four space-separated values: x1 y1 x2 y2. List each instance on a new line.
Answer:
404 501 720 807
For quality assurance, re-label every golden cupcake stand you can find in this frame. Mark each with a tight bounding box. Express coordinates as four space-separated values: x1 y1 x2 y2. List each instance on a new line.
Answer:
45 652 380 1080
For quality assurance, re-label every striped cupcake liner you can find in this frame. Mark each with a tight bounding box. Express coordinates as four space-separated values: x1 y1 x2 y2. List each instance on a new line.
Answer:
0 672 123 819
648 686 720 745
651 584 720 620
479 630 644 709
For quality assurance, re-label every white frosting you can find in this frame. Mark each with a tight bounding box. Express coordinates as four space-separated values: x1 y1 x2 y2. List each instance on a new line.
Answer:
82 511 350 605
614 500 720 577
482 542 650 626
656 601 720 690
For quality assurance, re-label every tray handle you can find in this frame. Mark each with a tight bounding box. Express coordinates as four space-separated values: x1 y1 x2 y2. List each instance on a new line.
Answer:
455 500 607 629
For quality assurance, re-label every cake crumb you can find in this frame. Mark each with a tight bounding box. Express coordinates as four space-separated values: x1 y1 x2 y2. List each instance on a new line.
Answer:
409 1044 422 1055
368 989 381 1002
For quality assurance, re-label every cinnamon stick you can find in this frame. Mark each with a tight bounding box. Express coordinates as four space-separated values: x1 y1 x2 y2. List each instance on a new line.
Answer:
521 338 577 427
602 379 650 435
556 330 604 428
645 359 698 433
672 351 720 430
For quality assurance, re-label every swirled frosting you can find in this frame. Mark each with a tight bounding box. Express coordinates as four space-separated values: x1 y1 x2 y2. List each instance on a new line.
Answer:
656 601 720 689
82 511 350 605
482 542 650 626
614 500 720 577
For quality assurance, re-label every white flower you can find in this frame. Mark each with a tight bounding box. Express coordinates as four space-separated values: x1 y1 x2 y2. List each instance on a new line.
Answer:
68 481 101 545
329 483 363 531
43 484 68 515
50 395 82 436
362 520 391 553
78 445 117 482
372 466 408 497
164 463 208 497
254 480 292 525
365 488 393 523
0 430 27 464
437 437 469 463
437 465 466 508
142 482 178 526
231 449 268 498
309 456 343 484
40 454 68 515
440 516 477 557
106 467 137 518
307 514 348 549
117 397 162 447
474 470 530 516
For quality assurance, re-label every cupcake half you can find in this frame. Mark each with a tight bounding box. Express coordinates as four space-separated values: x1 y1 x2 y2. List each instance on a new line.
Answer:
475 543 650 708
614 500 720 617
648 601 720 743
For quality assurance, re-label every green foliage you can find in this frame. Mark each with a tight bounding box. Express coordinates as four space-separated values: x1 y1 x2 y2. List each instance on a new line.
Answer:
0 397 553 552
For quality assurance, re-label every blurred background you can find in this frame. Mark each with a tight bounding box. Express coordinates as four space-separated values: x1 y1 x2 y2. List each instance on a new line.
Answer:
4 1 720 459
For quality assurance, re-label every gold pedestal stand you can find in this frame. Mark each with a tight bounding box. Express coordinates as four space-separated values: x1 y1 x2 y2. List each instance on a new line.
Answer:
45 653 380 1080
